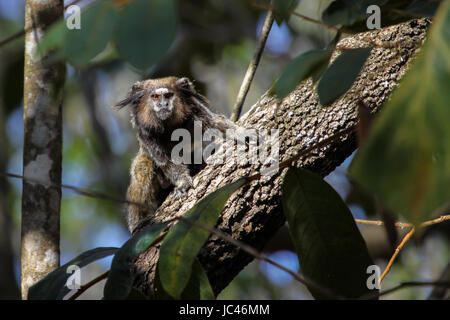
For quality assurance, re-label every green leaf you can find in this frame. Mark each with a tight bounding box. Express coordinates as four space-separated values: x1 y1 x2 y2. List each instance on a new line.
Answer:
273 0 299 25
28 247 118 300
37 18 67 57
350 1 450 226
322 0 388 26
318 47 372 106
154 258 214 300
180 259 215 300
114 0 177 70
64 0 119 66
103 223 167 300
158 178 247 299
282 168 376 299
275 49 332 99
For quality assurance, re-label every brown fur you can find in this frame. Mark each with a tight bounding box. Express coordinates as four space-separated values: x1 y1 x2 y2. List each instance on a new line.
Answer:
115 76 240 233
125 149 171 232
133 77 192 132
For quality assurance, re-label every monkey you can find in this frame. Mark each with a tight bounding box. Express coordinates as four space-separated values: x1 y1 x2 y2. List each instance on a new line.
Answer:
124 148 172 233
115 76 245 233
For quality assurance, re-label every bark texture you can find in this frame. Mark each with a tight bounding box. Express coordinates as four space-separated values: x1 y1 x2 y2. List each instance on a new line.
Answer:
21 0 65 299
132 19 430 296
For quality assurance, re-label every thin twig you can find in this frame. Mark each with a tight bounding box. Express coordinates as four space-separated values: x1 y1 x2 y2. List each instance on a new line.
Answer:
0 30 25 48
291 11 345 34
360 280 450 300
230 1 275 122
0 0 83 50
421 214 450 227
1 172 146 208
378 280 450 298
355 218 411 229
379 227 416 284
68 270 109 300
356 215 450 284
355 215 450 229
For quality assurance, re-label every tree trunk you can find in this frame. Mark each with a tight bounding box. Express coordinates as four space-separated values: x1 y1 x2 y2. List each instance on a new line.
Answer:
132 19 430 296
21 0 65 299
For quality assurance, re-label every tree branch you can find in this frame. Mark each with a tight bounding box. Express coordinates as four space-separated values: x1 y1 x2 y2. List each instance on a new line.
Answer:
379 227 415 283
230 1 275 122
132 19 430 297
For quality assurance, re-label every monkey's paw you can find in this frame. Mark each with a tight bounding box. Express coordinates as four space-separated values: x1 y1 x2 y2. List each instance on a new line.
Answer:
173 176 193 199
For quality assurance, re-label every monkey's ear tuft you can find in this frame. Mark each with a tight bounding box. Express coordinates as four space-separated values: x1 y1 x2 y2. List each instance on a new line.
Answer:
113 82 145 110
176 77 210 107
175 77 195 92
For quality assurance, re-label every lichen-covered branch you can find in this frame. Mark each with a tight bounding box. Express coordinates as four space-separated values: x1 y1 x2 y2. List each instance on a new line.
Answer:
132 20 429 296
21 0 66 299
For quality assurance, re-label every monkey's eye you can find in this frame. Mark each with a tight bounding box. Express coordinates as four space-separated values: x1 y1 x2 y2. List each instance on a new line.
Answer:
164 92 174 99
151 94 160 100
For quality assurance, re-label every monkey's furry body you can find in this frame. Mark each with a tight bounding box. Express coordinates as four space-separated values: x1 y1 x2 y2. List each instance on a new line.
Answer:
116 77 240 233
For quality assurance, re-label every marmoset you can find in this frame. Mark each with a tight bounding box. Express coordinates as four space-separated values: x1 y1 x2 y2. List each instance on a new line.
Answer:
115 76 242 233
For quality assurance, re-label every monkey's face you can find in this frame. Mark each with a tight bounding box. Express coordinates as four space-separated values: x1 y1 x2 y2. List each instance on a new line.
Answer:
114 76 201 130
149 88 176 121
